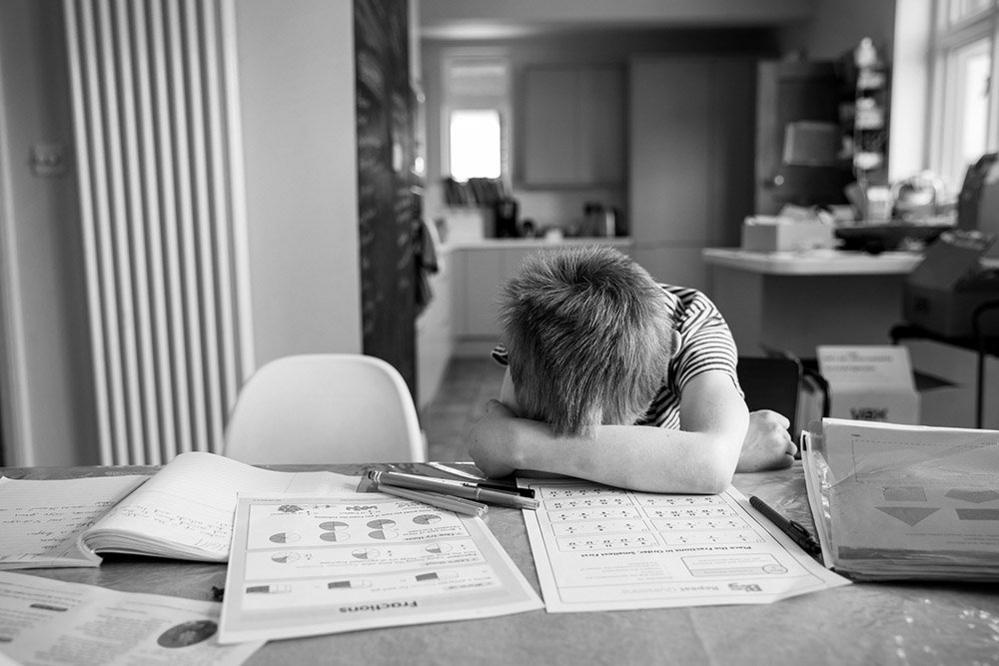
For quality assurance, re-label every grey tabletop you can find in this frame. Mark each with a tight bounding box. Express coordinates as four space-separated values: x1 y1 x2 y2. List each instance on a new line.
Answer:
4 463 998 666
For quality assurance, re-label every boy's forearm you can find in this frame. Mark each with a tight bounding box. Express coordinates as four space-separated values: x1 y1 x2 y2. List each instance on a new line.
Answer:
470 369 748 493
503 419 741 494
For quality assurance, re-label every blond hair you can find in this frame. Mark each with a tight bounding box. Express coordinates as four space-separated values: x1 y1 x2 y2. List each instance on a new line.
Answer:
499 246 674 436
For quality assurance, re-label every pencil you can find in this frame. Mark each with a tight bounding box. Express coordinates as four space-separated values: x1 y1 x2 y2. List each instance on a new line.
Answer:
374 483 488 517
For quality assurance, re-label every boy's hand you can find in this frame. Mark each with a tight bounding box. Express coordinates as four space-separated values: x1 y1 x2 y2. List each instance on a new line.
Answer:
467 399 520 479
736 409 797 472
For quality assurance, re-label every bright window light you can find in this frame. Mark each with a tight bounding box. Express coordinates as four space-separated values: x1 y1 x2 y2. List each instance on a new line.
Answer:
930 1 999 192
940 36 993 188
449 109 502 181
958 43 991 164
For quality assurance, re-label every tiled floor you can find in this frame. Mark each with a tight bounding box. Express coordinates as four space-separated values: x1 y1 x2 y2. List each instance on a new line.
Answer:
421 357 505 462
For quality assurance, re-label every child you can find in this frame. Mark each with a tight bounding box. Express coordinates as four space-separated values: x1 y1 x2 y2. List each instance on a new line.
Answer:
468 245 795 493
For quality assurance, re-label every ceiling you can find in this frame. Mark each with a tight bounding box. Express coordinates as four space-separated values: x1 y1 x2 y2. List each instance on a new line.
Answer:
417 0 817 40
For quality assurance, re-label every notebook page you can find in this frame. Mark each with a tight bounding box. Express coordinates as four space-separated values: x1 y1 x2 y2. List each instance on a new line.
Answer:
84 452 357 560
0 475 147 568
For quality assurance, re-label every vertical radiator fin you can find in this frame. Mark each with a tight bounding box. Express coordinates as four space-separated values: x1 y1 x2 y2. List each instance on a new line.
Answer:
63 0 251 465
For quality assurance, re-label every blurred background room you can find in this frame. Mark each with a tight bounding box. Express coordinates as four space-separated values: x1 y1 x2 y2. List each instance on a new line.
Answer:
1 0 997 467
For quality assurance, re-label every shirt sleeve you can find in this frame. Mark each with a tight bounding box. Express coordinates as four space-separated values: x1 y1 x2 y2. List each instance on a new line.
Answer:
670 291 742 397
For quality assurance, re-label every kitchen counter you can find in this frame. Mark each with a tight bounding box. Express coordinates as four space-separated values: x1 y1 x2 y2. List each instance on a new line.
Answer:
703 247 916 358
702 248 923 275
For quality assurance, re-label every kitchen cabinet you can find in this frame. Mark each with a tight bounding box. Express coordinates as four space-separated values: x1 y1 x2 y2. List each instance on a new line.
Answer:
519 65 626 187
450 240 632 355
629 57 755 291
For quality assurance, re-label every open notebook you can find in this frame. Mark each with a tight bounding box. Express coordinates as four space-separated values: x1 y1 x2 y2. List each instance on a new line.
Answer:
0 452 357 568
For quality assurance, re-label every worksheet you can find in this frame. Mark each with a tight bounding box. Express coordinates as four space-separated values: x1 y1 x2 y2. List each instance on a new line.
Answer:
0 572 262 665
521 479 849 612
218 493 542 642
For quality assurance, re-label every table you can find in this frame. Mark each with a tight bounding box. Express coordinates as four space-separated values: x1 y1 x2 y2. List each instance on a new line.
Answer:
703 248 921 358
4 463 999 666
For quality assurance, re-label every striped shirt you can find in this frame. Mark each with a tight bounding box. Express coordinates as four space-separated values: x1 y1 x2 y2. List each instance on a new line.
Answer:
492 283 740 430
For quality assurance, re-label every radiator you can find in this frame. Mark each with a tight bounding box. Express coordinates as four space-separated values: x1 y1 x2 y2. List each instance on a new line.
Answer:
63 0 253 465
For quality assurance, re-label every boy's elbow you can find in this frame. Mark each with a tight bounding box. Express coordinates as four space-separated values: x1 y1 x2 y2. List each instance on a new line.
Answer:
693 438 740 494
684 459 734 494
699 464 735 494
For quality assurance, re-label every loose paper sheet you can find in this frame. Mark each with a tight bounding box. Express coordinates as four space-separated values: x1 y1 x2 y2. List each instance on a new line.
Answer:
218 492 543 643
520 479 849 612
0 572 262 665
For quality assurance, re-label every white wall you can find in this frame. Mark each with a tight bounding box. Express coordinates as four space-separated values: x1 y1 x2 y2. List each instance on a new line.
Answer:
233 0 363 366
0 0 365 466
0 0 96 466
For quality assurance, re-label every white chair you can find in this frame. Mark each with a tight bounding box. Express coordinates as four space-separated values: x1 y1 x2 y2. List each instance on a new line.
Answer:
223 354 426 464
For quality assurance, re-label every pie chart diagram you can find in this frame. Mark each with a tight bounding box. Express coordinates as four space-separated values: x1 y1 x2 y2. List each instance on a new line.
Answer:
269 531 301 544
424 542 451 555
413 514 442 525
367 519 397 529
351 548 380 560
270 552 300 564
319 530 350 542
368 529 398 540
319 520 350 531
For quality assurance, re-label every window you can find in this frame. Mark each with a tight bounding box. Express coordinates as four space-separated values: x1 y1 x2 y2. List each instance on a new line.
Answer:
448 109 502 180
441 54 510 182
930 0 998 192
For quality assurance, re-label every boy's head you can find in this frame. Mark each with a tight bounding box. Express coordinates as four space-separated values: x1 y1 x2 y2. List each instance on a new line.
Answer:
498 245 675 436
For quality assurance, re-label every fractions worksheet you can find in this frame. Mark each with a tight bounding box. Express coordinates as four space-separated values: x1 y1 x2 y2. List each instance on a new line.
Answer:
520 479 849 611
219 493 542 643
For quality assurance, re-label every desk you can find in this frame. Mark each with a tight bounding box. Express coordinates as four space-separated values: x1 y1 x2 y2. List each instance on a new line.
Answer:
4 463 998 666
703 248 921 358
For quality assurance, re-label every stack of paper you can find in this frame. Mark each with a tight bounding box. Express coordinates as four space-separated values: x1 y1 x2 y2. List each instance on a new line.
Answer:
802 417 999 581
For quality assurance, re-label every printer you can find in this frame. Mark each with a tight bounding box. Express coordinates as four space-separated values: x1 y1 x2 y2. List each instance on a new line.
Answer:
903 229 999 337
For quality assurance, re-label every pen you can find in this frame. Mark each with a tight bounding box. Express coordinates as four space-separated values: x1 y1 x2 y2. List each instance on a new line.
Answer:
749 495 822 557
373 482 488 517
424 463 534 497
372 470 540 510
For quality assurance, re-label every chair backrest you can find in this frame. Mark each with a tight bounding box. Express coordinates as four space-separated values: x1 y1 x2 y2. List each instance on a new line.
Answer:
736 356 803 436
223 354 426 464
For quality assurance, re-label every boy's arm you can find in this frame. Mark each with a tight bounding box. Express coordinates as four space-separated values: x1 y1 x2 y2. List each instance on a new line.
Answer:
468 370 748 494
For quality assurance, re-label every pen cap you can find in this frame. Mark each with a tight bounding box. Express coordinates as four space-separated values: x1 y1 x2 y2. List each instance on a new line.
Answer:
356 470 380 492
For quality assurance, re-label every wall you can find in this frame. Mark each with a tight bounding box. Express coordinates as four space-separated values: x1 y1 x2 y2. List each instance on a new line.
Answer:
778 0 896 60
421 29 780 235
0 0 365 466
234 0 363 366
0 0 96 466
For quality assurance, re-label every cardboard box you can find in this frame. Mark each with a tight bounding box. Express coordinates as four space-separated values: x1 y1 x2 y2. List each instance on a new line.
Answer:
741 216 836 252
903 230 999 337
817 346 920 424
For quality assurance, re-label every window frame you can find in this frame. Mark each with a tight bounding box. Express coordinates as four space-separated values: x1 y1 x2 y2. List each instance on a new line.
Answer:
928 0 999 192
439 51 512 183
